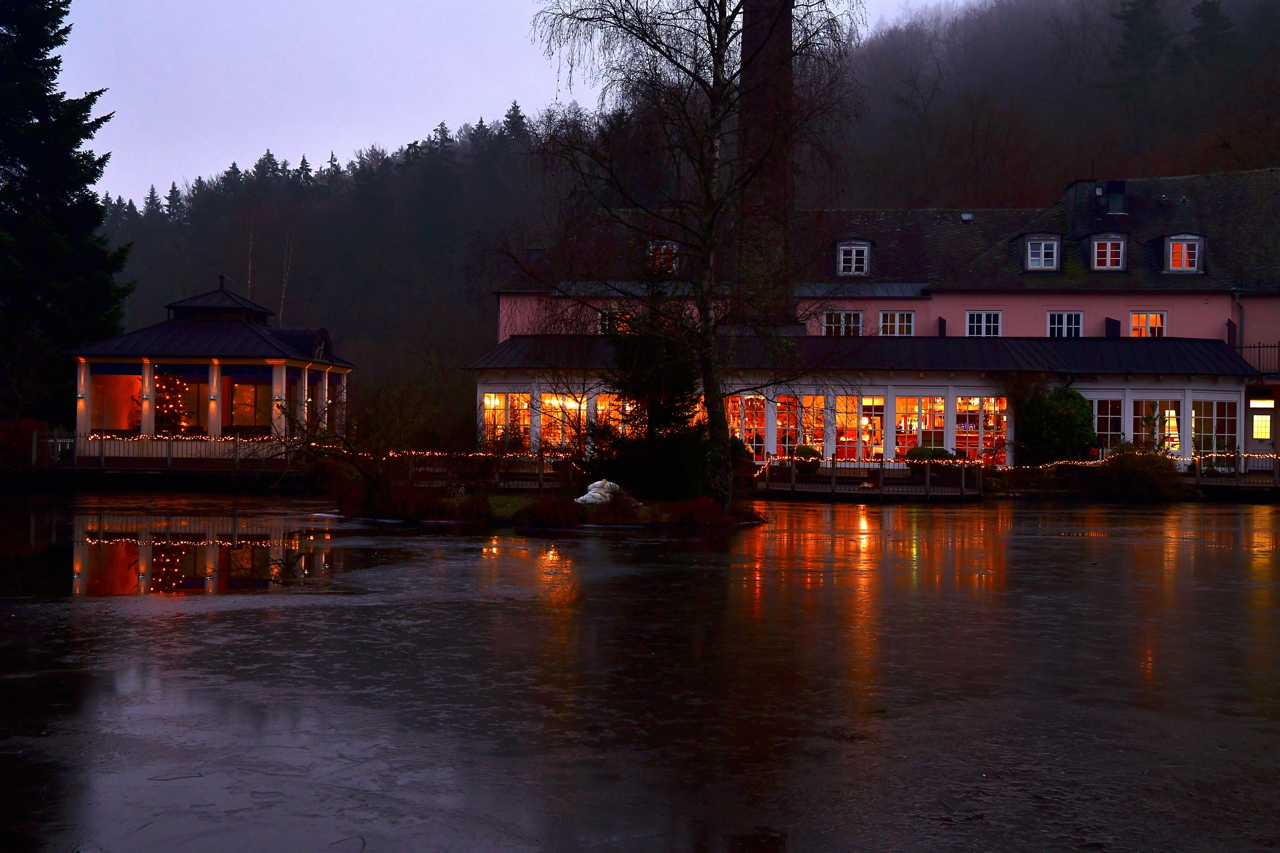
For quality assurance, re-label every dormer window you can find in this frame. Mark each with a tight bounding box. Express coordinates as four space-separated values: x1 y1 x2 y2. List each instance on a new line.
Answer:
1092 234 1126 271
837 242 870 276
649 241 677 274
1166 235 1202 272
1025 235 1059 271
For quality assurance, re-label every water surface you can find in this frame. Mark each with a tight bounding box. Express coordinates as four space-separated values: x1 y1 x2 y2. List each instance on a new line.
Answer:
2 495 1278 852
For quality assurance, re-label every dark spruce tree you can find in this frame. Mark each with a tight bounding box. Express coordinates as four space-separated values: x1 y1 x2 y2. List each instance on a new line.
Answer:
0 0 130 423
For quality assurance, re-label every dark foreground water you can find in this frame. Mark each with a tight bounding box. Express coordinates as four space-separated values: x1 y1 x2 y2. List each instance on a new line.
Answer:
2 495 1278 852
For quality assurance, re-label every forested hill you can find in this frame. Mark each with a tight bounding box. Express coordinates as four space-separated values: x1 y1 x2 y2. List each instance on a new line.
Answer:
97 0 1280 446
102 104 537 376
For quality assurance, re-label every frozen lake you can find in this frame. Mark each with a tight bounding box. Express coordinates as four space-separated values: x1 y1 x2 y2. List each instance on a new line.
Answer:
2 495 1278 852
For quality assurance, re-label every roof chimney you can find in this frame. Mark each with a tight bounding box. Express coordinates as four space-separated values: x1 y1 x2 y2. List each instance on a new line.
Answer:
738 0 795 325
1106 180 1126 214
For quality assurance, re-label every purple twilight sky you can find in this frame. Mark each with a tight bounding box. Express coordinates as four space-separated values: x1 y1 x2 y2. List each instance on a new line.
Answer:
59 0 906 203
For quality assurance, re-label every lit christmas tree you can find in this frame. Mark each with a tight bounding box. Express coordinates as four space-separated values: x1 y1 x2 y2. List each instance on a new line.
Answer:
154 373 190 434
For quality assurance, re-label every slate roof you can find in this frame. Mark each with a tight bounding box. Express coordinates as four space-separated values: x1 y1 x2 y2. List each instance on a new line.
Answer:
68 320 353 368
936 169 1280 293
468 334 1256 377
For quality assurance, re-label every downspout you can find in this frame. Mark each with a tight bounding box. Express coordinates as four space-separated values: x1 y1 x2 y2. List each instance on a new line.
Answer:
1233 291 1244 349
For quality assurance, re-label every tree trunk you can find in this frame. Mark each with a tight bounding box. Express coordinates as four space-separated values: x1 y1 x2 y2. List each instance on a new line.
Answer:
699 352 733 506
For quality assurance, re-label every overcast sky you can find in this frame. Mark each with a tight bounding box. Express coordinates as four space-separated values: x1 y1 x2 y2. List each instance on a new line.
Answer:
60 0 907 202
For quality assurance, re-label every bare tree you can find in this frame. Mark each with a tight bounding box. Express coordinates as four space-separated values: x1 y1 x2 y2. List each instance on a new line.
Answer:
530 0 860 503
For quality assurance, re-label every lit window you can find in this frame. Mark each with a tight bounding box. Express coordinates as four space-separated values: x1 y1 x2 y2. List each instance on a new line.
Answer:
1167 236 1201 272
880 311 914 337
1249 399 1274 409
823 311 861 337
1131 312 1165 338
481 392 530 450
1026 238 1059 270
598 310 633 335
649 241 677 274
1048 311 1082 338
540 393 588 451
966 311 1001 337
1133 400 1181 452
837 242 870 276
1093 236 1125 270
1253 414 1272 441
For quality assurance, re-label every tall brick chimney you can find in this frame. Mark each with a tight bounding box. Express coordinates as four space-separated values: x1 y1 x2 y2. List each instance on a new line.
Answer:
738 0 794 326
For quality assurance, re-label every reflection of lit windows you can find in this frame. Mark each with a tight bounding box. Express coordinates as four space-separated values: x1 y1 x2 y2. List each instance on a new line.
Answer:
1131 312 1165 337
1091 399 1123 449
1132 400 1181 452
1253 414 1272 440
1192 401 1238 453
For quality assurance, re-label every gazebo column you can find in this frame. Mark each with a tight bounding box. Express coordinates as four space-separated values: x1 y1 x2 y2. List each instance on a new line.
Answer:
207 362 222 438
336 372 348 435
137 532 152 596
76 360 91 435
823 394 836 461
317 368 330 431
884 384 897 461
764 396 777 457
140 362 155 435
271 362 287 436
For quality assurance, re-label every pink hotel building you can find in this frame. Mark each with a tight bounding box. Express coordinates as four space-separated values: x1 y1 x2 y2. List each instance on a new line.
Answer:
470 170 1279 465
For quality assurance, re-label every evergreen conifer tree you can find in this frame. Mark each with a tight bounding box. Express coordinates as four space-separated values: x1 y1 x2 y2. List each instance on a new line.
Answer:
0 0 131 422
164 182 185 223
1188 0 1238 70
503 101 529 140
296 154 313 184
142 184 164 220
1111 0 1174 96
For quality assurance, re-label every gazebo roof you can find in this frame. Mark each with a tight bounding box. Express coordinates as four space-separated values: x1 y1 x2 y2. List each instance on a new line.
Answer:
70 284 353 368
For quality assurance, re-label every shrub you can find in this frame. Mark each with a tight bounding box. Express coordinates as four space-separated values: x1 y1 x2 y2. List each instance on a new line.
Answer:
589 428 713 501
1018 387 1098 466
664 496 729 527
905 446 956 462
792 444 822 474
1089 444 1190 502
513 494 583 528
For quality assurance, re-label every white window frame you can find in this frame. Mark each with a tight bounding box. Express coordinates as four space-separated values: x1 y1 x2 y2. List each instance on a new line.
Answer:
1130 311 1167 338
966 311 1002 337
1092 234 1126 271
1165 235 1202 273
1047 311 1083 338
648 240 677 274
836 242 870 276
823 311 861 337
1025 236 1060 271
880 311 914 337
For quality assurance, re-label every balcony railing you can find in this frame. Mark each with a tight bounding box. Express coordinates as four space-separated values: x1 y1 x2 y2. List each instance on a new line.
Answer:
1237 343 1280 374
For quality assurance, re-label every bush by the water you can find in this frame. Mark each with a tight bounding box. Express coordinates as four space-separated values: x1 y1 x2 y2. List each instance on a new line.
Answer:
588 428 716 501
1089 444 1190 502
512 494 584 528
1017 387 1098 466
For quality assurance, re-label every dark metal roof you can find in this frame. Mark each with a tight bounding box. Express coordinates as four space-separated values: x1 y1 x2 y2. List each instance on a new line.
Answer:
468 334 1255 377
68 320 354 368
936 169 1280 294
165 288 276 315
